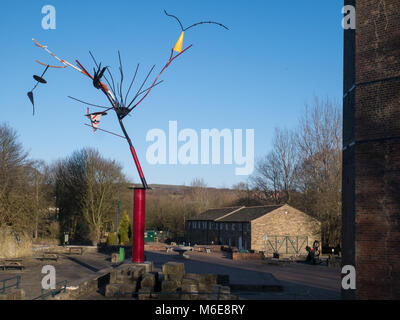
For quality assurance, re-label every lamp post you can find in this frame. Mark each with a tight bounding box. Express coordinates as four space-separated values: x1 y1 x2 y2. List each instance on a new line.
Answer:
115 187 120 246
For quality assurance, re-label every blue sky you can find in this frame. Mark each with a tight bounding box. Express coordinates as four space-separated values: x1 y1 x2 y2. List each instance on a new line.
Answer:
0 0 344 188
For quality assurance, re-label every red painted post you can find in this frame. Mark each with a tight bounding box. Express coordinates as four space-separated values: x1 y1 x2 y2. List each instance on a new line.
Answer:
133 188 146 263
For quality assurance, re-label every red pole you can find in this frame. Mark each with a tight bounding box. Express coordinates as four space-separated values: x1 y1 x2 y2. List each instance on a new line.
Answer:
133 188 146 263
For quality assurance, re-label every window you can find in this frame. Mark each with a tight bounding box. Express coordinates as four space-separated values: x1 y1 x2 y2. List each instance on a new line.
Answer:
232 223 236 231
247 223 250 232
220 223 223 230
239 224 242 232
226 223 229 231
209 222 213 230
187 221 191 229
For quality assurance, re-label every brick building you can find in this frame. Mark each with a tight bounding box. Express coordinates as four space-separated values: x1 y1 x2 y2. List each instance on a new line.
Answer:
342 0 400 299
186 204 321 255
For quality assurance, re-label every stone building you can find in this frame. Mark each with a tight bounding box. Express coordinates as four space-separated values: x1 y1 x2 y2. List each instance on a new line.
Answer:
186 204 321 255
342 0 400 299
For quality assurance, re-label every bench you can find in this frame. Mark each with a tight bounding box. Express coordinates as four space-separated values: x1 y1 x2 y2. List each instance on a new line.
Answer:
0 260 25 271
39 253 59 262
68 247 83 255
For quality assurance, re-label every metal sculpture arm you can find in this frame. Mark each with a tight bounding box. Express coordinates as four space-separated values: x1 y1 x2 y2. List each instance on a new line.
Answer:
32 39 116 101
127 45 192 114
31 39 192 189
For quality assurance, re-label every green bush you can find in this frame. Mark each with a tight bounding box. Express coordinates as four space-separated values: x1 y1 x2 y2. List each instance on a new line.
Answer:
118 212 131 245
106 232 117 246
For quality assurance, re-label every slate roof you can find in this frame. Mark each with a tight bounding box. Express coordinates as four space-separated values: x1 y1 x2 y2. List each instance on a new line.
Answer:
216 205 285 222
186 207 242 221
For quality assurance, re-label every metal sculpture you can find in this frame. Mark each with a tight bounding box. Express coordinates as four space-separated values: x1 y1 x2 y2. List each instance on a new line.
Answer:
28 10 227 263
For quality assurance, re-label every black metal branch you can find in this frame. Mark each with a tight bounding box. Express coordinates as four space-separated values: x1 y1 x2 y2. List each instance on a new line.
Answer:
106 67 118 101
164 9 184 31
127 65 155 109
118 51 124 106
68 96 108 109
124 63 140 107
164 9 228 32
31 65 49 92
136 80 164 97
184 21 229 31
40 65 50 79
89 51 114 94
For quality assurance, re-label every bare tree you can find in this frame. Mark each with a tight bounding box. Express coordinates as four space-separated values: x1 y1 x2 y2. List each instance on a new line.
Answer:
295 97 342 245
189 178 210 214
0 123 32 231
29 160 54 239
55 148 125 244
252 128 298 204
250 97 342 246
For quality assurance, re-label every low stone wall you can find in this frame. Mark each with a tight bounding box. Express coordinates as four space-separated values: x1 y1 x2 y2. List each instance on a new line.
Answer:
232 252 264 260
193 245 222 252
145 243 168 251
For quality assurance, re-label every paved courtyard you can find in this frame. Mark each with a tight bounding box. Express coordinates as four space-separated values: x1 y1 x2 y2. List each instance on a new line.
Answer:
145 250 341 300
0 248 341 300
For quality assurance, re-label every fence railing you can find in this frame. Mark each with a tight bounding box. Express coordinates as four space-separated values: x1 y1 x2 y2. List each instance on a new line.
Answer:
0 275 21 294
39 280 68 300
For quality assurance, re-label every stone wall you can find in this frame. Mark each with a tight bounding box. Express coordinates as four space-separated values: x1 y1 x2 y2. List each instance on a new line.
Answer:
251 205 321 254
232 252 263 260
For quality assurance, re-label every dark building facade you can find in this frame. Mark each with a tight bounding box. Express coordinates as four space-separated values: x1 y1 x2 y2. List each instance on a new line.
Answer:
342 0 400 299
